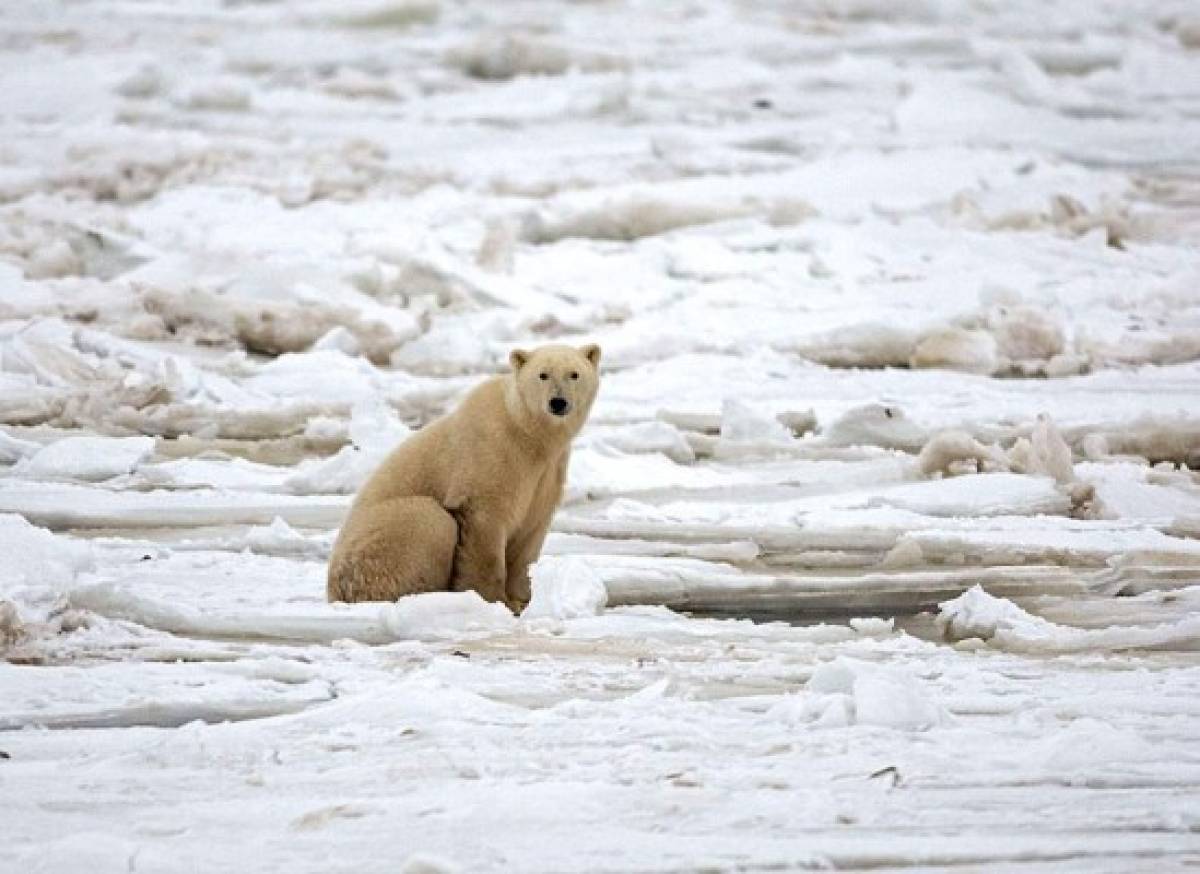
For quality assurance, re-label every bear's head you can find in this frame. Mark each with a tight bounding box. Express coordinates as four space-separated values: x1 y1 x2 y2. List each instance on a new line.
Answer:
508 343 601 434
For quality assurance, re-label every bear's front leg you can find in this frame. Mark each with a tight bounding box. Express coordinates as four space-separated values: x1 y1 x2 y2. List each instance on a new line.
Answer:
504 527 549 614
448 508 508 605
504 455 567 614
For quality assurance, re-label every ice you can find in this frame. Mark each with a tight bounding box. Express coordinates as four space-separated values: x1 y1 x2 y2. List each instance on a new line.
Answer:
818 404 929 452
936 585 1058 644
528 187 810 244
719 398 793 445
910 327 999 375
0 480 349 529
305 0 441 31
987 305 1067 370
141 455 296 493
447 33 581 81
918 415 1075 486
1082 415 1200 468
18 833 148 874
381 592 518 641
1083 462 1200 525
1037 719 1159 774
804 657 950 731
243 517 328 559
0 513 93 596
848 616 895 636
246 350 386 405
0 514 93 651
523 555 608 621
15 434 155 482
68 581 461 646
580 421 695 464
565 446 726 501
865 473 1072 518
796 303 1083 378
1007 414 1075 484
0 598 22 646
399 854 462 874
3 0 1200 869
285 396 411 495
936 586 1200 653
917 430 1011 478
796 322 923 370
0 428 37 464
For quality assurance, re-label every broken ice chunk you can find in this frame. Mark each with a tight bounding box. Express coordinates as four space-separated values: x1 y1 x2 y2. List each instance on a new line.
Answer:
523 555 608 621
16 434 155 482
720 398 793 444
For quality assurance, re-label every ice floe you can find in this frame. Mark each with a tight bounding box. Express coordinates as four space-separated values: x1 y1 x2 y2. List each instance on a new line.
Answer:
2 0 1200 869
523 555 608 622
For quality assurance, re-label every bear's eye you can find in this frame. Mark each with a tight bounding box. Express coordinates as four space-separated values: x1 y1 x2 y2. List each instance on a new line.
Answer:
569 371 579 380
538 372 549 380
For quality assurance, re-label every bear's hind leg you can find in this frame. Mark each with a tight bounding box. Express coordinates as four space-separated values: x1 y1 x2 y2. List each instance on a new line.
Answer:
327 497 457 603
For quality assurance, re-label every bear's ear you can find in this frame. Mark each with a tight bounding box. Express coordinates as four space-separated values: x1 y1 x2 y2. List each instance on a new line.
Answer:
509 348 530 371
580 343 601 367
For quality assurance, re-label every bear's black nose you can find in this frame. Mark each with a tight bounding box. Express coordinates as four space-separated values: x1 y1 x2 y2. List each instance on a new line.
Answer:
549 397 569 416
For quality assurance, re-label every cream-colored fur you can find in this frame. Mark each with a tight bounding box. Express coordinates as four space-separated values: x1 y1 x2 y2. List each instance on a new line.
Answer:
327 343 601 612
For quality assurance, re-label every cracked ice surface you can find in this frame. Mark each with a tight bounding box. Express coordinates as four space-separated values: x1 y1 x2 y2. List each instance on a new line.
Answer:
2 0 1200 871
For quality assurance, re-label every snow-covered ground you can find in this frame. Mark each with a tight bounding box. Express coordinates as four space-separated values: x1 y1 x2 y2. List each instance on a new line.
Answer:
3 0 1200 870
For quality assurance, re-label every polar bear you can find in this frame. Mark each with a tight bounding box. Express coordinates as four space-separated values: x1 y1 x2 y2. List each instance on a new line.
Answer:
327 343 601 613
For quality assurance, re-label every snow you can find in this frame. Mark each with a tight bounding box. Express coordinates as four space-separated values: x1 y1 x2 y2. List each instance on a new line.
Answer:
15 433 155 482
916 414 1076 484
936 585 1200 654
523 555 608 622
285 395 413 494
2 0 1200 870
381 591 518 641
718 397 794 445
0 513 94 595
799 657 951 731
